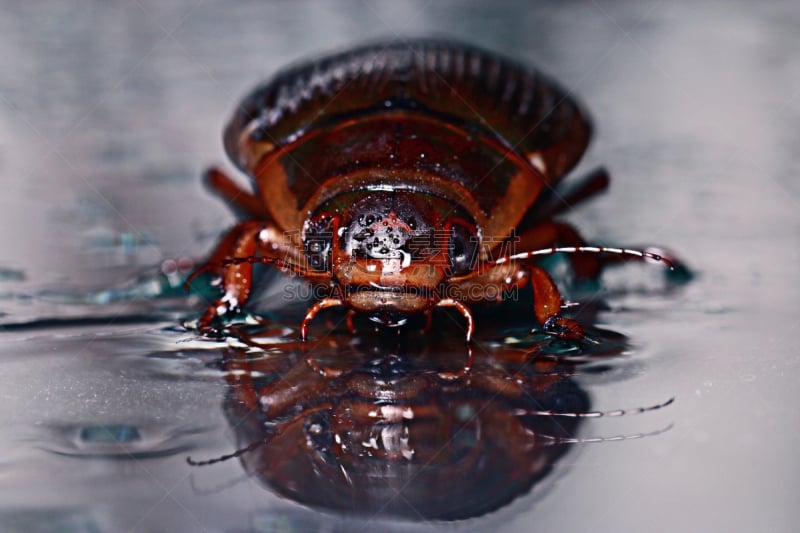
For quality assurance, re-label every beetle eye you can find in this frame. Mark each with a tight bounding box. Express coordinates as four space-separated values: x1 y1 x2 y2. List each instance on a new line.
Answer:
447 221 479 277
303 216 334 272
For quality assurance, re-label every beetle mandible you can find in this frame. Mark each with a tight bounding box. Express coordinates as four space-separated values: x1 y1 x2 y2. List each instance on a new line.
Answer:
188 40 674 341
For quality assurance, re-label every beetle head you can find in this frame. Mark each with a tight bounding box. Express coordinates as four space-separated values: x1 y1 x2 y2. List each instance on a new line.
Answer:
342 193 429 267
303 190 480 324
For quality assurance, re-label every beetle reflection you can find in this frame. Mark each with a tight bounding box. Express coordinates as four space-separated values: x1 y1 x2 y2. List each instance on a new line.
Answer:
192 325 654 521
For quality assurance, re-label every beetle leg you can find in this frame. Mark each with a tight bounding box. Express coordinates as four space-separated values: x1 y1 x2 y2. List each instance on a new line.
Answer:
436 298 475 343
431 300 473 378
195 222 273 333
300 297 344 341
204 166 271 219
532 166 610 221
512 167 609 235
191 221 327 335
451 262 583 340
529 266 584 339
476 244 674 339
196 222 260 332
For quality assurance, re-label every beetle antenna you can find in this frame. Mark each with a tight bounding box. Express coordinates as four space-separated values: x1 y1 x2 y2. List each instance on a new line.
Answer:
537 423 673 445
184 257 309 292
189 472 254 495
514 396 674 418
491 246 675 269
186 440 264 467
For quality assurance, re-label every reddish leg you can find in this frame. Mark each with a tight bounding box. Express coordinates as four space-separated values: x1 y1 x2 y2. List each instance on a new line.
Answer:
190 221 326 335
529 266 584 339
204 166 270 218
470 245 672 338
194 222 269 333
448 262 582 339
300 298 344 341
436 298 475 342
534 166 610 220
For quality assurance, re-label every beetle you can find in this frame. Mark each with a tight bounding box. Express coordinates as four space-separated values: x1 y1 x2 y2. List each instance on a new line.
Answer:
188 39 674 341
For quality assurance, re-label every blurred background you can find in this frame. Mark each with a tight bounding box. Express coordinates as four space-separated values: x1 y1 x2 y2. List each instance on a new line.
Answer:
0 1 798 531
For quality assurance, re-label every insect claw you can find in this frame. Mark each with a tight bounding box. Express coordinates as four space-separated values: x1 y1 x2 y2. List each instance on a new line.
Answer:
196 322 224 339
193 300 234 338
543 315 584 340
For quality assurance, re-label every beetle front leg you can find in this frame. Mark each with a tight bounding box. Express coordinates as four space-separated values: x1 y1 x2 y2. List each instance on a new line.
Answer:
452 262 584 340
478 262 585 339
529 265 584 339
191 221 308 335
194 222 268 334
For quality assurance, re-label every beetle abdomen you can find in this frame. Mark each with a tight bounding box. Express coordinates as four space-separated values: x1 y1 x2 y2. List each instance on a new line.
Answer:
225 39 590 185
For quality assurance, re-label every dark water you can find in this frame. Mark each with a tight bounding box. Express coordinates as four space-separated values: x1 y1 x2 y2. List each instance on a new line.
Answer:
1 1 799 531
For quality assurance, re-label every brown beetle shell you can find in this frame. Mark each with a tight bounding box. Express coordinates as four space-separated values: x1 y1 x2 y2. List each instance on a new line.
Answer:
224 40 591 240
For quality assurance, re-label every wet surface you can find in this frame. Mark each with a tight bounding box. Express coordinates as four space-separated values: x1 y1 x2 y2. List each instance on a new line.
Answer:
1 1 799 531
